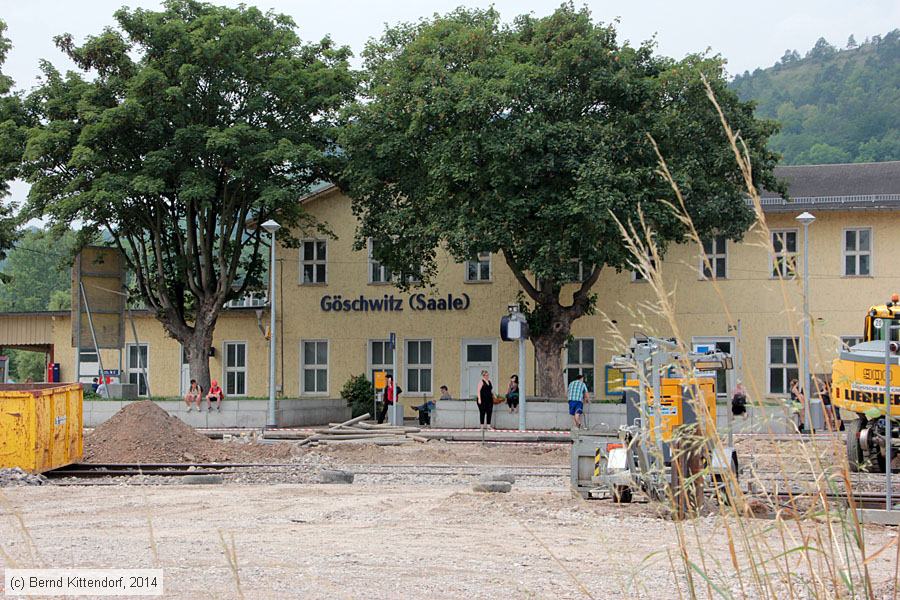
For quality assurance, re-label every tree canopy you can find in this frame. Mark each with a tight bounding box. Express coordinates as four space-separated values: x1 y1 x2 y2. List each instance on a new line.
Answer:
0 228 76 312
340 4 781 395
17 0 356 385
0 19 28 268
0 228 78 383
732 30 900 164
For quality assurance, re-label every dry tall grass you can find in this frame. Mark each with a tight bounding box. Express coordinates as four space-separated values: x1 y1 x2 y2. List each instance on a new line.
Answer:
602 76 889 599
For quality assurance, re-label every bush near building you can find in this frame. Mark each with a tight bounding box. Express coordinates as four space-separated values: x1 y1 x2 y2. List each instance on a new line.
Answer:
341 374 375 418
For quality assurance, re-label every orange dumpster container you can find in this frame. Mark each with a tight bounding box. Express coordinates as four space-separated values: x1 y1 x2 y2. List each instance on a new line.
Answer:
0 383 83 473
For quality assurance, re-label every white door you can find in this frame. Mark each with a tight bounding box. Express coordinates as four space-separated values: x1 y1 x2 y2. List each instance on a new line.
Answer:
461 341 497 399
692 337 734 400
180 346 191 395
126 343 149 396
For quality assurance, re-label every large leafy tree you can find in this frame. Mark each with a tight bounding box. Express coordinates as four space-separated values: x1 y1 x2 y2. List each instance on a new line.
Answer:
19 1 355 387
0 19 28 269
0 229 77 312
0 228 78 386
340 5 782 396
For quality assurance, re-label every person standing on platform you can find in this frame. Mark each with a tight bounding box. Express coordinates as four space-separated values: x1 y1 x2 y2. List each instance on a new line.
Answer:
378 375 400 424
476 370 494 430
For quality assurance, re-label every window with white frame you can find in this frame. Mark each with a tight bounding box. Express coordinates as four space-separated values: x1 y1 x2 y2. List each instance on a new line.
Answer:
771 229 798 279
567 260 587 283
465 252 491 282
840 336 864 351
301 240 327 284
701 235 727 279
369 339 394 382
224 342 247 396
224 291 267 308
843 228 872 276
768 337 799 395
565 338 595 392
406 340 433 394
126 343 149 396
368 239 393 284
632 259 656 282
301 340 328 394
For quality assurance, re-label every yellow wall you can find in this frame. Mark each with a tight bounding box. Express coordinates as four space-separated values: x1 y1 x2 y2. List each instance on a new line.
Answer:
6 187 899 416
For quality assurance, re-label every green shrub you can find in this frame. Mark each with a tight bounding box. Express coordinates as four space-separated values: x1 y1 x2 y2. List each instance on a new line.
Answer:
340 374 375 418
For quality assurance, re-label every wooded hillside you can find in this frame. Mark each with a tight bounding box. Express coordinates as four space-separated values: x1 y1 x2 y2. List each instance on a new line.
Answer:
731 30 900 165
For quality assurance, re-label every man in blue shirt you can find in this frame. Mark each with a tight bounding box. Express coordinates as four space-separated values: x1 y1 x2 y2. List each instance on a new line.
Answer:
567 373 590 429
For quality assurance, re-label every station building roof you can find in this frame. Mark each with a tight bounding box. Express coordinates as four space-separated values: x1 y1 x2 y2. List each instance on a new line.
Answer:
760 160 900 212
304 161 900 213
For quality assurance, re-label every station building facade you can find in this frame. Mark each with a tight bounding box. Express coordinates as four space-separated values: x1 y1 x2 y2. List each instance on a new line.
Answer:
2 161 899 417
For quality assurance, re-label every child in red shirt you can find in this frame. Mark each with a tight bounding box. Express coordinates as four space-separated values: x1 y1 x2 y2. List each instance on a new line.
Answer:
206 379 225 412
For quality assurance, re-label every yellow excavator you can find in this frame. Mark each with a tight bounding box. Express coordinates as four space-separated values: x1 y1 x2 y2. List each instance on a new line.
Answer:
832 294 900 472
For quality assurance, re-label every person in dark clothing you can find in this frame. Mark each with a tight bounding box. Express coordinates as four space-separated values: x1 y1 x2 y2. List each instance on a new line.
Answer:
506 374 520 413
476 370 494 430
413 398 435 426
790 378 806 432
731 380 747 416
377 375 400 424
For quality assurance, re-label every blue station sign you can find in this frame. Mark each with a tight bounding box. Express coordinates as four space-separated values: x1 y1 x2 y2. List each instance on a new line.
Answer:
320 293 470 313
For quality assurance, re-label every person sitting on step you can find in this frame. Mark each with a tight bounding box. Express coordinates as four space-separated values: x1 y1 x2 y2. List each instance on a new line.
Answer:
184 379 203 412
206 379 225 412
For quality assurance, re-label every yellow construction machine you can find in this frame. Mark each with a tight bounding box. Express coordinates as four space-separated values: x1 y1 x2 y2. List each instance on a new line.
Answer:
593 335 738 503
832 294 900 472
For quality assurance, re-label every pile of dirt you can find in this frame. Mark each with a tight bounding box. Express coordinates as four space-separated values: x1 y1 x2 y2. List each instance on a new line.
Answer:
84 401 293 463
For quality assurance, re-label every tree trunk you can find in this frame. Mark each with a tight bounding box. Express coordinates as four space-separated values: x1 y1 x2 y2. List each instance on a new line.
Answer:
158 303 219 394
185 327 214 392
531 310 574 398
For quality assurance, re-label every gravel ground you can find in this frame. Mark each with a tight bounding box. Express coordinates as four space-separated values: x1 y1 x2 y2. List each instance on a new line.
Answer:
4 437 898 598
1 481 897 599
0 468 48 487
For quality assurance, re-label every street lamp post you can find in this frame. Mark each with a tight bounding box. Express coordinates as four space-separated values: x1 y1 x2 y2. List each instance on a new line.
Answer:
262 219 281 428
796 211 816 433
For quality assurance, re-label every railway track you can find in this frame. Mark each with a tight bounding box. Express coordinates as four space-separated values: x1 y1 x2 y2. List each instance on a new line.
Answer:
46 462 298 479
48 462 899 512
761 488 897 511
46 462 569 480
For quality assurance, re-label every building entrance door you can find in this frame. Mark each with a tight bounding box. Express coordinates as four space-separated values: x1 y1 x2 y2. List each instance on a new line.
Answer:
461 340 497 400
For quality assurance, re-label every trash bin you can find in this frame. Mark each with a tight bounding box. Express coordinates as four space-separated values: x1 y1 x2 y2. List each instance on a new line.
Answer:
808 398 825 432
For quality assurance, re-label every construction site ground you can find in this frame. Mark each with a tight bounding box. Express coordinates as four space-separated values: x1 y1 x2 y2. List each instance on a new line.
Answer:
1 447 897 598
1 403 898 598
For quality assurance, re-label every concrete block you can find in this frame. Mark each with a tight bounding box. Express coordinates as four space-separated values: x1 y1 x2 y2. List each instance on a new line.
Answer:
320 469 354 484
856 508 900 526
480 472 516 484
180 474 224 485
472 481 511 493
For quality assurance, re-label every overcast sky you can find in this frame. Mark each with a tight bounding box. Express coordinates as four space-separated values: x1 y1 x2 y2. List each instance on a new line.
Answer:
2 0 898 208
4 0 898 88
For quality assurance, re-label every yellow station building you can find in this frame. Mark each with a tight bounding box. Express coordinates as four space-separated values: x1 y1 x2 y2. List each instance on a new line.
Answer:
1 161 899 418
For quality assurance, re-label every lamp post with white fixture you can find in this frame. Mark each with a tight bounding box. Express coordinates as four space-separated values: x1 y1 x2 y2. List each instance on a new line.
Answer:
262 219 281 428
796 211 816 432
